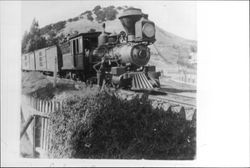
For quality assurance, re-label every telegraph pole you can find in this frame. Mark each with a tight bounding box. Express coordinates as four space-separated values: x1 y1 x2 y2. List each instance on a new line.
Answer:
53 53 57 87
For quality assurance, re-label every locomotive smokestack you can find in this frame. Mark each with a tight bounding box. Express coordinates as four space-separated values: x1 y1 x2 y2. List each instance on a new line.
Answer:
118 8 143 41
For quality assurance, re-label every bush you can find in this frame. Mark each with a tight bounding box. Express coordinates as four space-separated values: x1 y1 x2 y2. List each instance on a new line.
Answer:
117 6 124 10
53 21 66 32
49 91 196 159
72 17 79 22
88 28 96 33
93 5 118 22
93 5 101 13
87 13 94 21
104 6 118 21
94 9 106 23
39 21 66 36
81 10 94 21
40 24 53 35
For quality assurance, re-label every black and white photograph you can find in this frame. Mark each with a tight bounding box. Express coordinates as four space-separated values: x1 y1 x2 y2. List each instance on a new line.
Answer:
20 1 197 159
1 0 249 167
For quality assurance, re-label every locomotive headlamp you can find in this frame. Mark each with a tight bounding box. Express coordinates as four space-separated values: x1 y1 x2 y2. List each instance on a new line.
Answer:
135 17 156 42
142 23 155 38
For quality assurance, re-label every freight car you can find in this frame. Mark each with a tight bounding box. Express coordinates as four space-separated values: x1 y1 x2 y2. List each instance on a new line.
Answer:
21 45 62 74
21 8 161 91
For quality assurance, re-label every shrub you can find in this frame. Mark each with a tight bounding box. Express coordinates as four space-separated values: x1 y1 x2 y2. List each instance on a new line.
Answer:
93 5 101 13
117 6 124 10
53 21 66 32
81 10 94 21
87 13 94 21
72 17 79 22
40 24 53 35
88 28 96 33
93 5 118 22
49 91 196 159
39 21 66 36
94 9 106 23
104 6 118 21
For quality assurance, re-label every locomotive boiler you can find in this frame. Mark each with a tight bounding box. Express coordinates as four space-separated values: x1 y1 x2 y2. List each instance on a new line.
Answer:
21 8 161 91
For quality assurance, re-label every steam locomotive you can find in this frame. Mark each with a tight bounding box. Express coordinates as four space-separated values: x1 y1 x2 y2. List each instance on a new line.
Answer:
21 8 161 90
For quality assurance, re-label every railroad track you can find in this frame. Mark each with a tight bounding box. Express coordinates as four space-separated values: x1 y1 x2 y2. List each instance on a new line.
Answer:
150 95 196 108
47 76 196 120
116 89 196 108
115 89 196 121
48 75 196 107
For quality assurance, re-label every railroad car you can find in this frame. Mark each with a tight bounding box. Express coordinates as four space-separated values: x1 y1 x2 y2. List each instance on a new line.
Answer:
34 46 62 74
22 52 36 71
21 8 161 91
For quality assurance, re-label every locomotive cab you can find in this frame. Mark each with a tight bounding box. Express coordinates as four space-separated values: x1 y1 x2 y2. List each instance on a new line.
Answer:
60 32 102 80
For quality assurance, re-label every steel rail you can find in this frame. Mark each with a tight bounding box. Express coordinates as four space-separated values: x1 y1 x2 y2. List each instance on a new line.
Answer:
163 91 195 99
149 95 196 108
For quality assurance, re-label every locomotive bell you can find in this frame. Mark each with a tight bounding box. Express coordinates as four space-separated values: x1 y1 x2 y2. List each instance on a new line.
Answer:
118 8 143 41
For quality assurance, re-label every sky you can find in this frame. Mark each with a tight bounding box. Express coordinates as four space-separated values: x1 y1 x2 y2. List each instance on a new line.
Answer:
21 1 196 40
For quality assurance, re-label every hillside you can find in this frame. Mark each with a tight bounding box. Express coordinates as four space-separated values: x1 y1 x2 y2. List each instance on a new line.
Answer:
38 5 197 75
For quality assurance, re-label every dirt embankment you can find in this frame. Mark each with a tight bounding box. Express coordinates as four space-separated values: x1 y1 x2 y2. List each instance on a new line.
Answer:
22 72 94 100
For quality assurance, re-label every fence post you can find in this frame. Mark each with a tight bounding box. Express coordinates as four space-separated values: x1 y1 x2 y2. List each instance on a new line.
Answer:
32 115 36 157
53 55 57 87
40 100 44 148
44 101 48 152
30 96 36 157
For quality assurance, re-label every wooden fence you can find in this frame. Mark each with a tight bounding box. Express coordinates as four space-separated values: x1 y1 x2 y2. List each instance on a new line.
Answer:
20 94 196 158
21 95 61 158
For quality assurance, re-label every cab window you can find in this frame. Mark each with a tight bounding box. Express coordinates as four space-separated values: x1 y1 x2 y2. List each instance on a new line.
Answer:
72 37 83 54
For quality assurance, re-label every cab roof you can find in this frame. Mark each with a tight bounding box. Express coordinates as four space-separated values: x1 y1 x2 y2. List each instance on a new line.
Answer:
69 32 102 40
